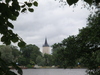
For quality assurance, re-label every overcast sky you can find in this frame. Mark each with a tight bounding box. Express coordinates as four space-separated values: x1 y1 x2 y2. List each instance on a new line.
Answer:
11 0 90 49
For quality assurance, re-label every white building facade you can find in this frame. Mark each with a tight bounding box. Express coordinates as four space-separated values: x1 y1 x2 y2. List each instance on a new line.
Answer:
42 38 50 54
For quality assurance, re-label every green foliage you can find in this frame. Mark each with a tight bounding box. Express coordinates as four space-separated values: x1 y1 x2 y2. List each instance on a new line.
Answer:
66 0 99 6
18 56 26 66
66 0 78 5
52 36 79 68
36 55 45 66
0 53 22 75
19 44 41 66
0 45 21 62
0 45 14 62
18 41 26 48
52 10 100 74
28 8 34 12
84 0 93 5
33 1 38 7
26 64 32 68
0 0 38 47
43 54 53 66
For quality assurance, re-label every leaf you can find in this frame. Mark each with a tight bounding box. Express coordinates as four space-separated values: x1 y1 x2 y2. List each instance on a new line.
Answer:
84 0 93 5
5 40 11 45
11 62 23 75
26 3 32 7
1 36 6 42
12 0 20 10
7 71 17 75
33 1 38 7
7 21 14 29
28 8 34 12
18 41 26 47
13 11 19 17
11 36 19 43
10 15 17 20
67 0 78 6
5 0 11 4
21 8 27 12
21 4 25 8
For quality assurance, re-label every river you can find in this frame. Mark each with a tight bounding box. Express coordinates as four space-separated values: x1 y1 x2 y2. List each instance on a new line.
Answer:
13 69 87 75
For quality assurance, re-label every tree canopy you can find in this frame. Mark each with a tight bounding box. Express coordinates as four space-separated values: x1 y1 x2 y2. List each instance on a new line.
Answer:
0 0 100 75
0 0 100 47
0 0 38 47
52 10 100 74
59 0 100 6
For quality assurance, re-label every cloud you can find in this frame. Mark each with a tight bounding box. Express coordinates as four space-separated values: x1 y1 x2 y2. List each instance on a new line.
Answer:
11 0 90 48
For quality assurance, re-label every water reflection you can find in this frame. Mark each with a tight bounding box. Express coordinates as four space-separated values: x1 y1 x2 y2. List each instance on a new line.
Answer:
17 69 87 75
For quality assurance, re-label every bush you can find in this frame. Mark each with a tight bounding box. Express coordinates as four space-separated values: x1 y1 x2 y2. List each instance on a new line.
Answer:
26 64 32 68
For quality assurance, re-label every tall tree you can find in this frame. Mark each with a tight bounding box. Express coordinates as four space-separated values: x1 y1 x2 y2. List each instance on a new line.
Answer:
19 44 41 65
0 45 14 63
77 10 100 75
52 35 79 68
52 10 100 74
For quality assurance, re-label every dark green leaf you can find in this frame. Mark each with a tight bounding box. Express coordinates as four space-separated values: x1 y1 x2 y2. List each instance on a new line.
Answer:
84 0 93 5
11 62 23 75
12 0 20 10
26 3 32 7
21 4 25 8
21 8 27 12
7 21 14 29
28 8 34 12
13 11 19 17
6 40 11 45
33 1 38 7
8 30 13 33
10 15 17 20
18 41 26 47
5 0 11 4
11 36 19 43
67 0 78 5
1 36 6 42
7 71 17 75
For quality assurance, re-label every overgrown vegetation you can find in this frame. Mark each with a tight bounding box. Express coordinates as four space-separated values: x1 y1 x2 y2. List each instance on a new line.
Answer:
0 0 100 75
52 10 100 75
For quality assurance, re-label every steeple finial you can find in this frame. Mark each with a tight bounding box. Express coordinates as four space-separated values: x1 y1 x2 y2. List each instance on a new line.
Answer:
43 38 49 47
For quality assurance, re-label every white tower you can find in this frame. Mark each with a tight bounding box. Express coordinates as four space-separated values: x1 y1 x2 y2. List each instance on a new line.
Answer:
42 38 50 54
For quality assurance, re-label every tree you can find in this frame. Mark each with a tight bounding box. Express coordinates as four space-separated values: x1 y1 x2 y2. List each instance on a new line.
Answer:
0 45 22 75
52 36 79 68
11 45 21 62
0 45 14 63
0 45 21 62
43 54 53 66
19 44 41 66
36 55 45 66
0 0 99 47
18 56 27 66
0 0 38 74
0 0 99 75
52 10 100 74
76 10 100 75
58 0 100 7
0 0 38 47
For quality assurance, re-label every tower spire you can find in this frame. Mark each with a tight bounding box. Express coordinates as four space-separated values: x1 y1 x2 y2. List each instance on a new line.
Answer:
43 38 49 47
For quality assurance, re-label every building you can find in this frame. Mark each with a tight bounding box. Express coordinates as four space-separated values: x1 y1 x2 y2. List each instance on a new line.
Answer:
42 38 50 54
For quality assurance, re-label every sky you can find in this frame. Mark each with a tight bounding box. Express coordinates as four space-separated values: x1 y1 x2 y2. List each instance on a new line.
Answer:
11 0 90 49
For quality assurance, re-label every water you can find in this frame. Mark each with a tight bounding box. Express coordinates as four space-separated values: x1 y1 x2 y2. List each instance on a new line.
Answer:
13 69 87 75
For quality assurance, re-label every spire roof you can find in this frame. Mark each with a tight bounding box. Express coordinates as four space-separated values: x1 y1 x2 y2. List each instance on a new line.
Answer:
43 38 49 47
